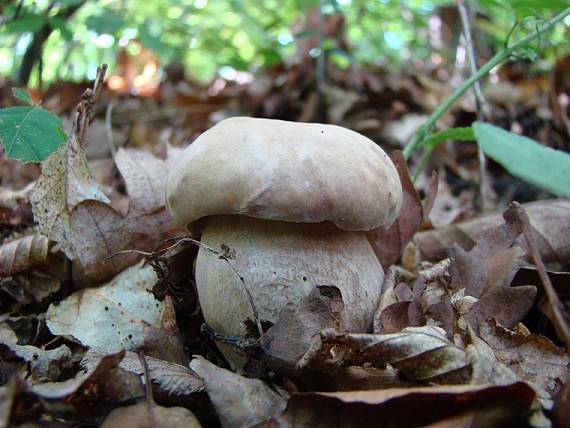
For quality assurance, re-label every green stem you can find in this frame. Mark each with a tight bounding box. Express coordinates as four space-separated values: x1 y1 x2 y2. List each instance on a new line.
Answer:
402 7 570 160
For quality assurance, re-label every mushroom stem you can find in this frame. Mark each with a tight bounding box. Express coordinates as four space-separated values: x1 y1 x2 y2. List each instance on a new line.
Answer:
196 215 385 343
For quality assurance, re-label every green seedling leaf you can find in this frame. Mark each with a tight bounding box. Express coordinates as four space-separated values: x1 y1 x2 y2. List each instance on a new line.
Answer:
0 106 67 162
12 88 34 106
473 121 570 197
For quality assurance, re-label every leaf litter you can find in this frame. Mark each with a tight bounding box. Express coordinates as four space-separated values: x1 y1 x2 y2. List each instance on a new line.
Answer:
1 35 570 428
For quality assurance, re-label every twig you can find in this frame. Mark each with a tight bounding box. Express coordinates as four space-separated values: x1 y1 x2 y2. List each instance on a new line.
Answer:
72 64 108 144
456 0 489 211
105 101 116 158
402 7 570 159
106 235 264 338
137 352 155 407
508 202 570 352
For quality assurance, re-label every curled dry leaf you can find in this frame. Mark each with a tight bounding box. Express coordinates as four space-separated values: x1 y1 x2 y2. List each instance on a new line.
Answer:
260 383 536 428
366 150 423 268
0 234 50 276
100 402 202 428
190 355 287 428
31 136 111 259
82 349 204 397
304 326 471 384
25 351 144 423
480 321 569 404
414 200 570 264
46 261 185 363
374 260 452 336
0 326 71 383
32 141 181 284
260 285 345 369
449 206 537 332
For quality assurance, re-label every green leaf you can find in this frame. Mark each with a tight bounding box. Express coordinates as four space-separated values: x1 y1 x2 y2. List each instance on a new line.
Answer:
4 14 44 33
0 106 67 163
85 10 124 34
12 88 34 106
473 121 570 197
48 17 73 42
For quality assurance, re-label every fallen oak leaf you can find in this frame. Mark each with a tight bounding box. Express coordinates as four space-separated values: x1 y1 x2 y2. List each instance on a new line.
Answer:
190 355 287 428
414 199 570 264
30 68 110 259
46 261 185 363
23 351 144 424
0 326 71 383
479 321 569 404
82 349 204 397
0 234 50 277
449 205 537 333
366 150 423 268
69 149 182 285
259 383 537 428
303 326 471 384
100 402 202 428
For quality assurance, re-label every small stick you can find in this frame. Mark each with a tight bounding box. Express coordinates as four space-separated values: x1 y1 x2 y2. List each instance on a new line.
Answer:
457 0 489 211
509 202 570 352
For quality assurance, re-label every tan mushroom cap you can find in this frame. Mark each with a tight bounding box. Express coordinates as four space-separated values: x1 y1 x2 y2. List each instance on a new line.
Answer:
166 117 402 231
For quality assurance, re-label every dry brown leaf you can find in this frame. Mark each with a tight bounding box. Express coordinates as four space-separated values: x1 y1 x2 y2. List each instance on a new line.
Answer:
415 200 570 264
303 326 471 384
82 349 204 397
480 321 569 403
31 136 111 259
100 402 202 428
0 234 49 277
114 148 168 215
69 148 182 284
46 261 185 363
0 326 71 383
26 351 144 423
366 150 423 268
190 355 287 428
259 383 536 428
449 206 537 332
260 285 344 368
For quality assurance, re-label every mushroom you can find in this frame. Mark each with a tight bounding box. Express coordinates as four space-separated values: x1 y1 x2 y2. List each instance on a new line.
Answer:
166 117 402 364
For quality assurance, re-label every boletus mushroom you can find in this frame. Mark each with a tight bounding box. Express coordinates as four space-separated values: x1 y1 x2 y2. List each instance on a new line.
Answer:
166 117 402 364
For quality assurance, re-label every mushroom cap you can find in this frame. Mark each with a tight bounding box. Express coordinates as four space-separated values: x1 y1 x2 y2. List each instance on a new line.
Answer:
166 117 402 231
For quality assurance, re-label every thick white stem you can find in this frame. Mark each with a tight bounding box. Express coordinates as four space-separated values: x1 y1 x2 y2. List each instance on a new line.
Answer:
196 215 385 341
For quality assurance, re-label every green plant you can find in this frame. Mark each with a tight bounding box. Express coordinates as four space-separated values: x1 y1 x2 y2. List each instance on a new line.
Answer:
402 7 570 197
0 88 67 163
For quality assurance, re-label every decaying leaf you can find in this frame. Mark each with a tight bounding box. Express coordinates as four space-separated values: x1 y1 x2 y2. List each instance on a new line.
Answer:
46 261 185 363
449 205 537 332
82 349 204 397
31 137 181 285
24 351 144 424
480 321 569 404
0 234 50 277
414 199 570 264
114 148 168 215
0 326 71 383
366 150 423 268
302 326 471 384
260 383 536 428
260 285 345 368
100 402 202 428
190 355 287 428
30 135 110 259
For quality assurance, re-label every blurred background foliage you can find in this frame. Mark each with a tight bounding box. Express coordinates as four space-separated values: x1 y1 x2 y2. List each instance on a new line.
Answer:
0 0 569 88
